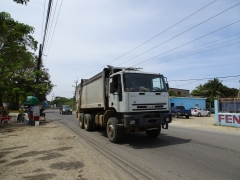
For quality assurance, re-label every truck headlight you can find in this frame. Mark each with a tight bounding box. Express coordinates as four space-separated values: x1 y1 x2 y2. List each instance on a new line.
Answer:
130 120 135 125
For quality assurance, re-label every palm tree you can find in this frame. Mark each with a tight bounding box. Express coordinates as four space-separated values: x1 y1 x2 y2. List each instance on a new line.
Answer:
202 78 224 98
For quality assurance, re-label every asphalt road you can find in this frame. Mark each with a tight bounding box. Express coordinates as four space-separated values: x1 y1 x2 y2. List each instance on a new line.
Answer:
46 109 240 180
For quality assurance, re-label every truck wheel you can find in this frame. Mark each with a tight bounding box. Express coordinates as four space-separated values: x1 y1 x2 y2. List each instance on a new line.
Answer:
107 117 122 143
91 114 96 131
79 113 85 129
186 115 189 119
198 113 201 117
146 126 161 138
84 114 93 131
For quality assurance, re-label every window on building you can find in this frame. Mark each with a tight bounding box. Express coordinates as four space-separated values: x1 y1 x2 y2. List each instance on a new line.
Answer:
195 104 198 107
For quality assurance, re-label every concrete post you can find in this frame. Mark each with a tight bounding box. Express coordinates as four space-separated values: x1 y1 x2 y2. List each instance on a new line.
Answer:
214 100 218 125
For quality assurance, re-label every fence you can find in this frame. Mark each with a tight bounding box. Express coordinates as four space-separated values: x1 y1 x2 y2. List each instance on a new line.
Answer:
219 98 240 113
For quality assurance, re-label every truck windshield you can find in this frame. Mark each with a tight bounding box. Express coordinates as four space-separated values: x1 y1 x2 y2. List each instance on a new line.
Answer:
123 73 167 92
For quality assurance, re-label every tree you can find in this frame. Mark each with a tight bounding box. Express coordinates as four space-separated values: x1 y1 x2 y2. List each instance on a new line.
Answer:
191 78 238 108
168 90 177 97
191 84 206 97
51 97 74 108
0 12 53 108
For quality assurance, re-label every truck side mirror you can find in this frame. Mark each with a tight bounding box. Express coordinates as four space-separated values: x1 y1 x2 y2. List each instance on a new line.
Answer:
110 82 115 93
166 83 169 90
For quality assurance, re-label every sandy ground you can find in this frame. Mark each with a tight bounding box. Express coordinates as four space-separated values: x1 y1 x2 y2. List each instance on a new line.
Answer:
0 113 239 180
171 114 240 134
0 114 115 180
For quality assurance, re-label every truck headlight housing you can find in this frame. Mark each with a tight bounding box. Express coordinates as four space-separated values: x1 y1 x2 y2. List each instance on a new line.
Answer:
130 120 135 125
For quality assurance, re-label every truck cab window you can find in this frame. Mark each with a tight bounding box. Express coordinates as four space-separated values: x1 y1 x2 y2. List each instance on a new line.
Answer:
113 75 118 92
124 73 167 92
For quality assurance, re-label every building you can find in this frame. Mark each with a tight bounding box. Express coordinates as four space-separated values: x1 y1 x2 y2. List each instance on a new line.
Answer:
169 97 207 109
169 88 190 97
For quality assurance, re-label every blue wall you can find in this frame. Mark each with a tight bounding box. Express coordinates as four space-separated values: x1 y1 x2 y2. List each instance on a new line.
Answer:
169 97 206 109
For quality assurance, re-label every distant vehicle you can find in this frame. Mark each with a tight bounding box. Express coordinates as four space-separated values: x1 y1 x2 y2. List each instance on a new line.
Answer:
59 105 72 115
170 106 191 118
191 107 210 117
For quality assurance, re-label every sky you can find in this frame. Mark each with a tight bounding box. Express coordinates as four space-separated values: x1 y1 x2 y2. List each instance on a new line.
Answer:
1 0 240 101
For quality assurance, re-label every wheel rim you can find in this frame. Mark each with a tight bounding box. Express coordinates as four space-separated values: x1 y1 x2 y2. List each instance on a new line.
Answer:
108 123 115 138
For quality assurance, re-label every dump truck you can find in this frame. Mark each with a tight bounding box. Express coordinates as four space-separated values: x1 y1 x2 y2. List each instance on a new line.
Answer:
75 66 172 143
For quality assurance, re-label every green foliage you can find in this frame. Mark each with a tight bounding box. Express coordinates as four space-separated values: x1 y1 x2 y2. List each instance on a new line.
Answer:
191 78 238 108
168 90 178 97
51 97 74 108
0 12 54 108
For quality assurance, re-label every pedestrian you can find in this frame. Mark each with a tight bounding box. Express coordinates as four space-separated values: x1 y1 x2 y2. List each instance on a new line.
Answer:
17 106 24 122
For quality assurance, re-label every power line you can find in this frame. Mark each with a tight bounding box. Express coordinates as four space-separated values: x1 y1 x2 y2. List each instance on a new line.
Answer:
142 36 240 67
142 33 240 66
41 0 47 42
117 2 240 67
43 0 59 55
131 19 240 67
79 0 217 78
47 61 91 73
168 75 240 82
42 0 53 54
45 0 64 59
108 0 217 65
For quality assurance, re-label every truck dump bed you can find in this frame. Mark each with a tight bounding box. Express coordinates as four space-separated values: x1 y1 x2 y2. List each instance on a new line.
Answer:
80 71 106 110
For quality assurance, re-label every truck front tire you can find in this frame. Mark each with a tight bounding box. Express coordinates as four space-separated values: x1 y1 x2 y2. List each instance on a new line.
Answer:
84 114 93 131
79 113 85 129
107 117 123 143
146 126 161 138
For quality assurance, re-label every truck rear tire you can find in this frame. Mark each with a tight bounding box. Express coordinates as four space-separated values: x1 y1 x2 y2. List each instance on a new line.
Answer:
107 117 123 143
146 126 161 138
84 114 93 131
79 113 84 129
91 114 96 131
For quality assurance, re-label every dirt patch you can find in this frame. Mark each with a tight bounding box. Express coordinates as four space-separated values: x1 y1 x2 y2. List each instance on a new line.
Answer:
0 119 108 180
171 114 240 133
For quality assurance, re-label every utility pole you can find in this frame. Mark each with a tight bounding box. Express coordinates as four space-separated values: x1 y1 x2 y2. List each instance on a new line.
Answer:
72 79 78 109
51 93 54 109
35 44 42 97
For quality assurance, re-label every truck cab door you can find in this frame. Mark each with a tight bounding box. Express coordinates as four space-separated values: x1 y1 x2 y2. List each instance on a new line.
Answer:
109 74 122 111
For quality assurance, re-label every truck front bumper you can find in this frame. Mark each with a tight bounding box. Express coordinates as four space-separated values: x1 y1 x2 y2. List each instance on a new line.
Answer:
123 112 172 128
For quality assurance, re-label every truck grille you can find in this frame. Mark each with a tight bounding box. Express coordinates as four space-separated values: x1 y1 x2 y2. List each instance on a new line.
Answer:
132 103 167 111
